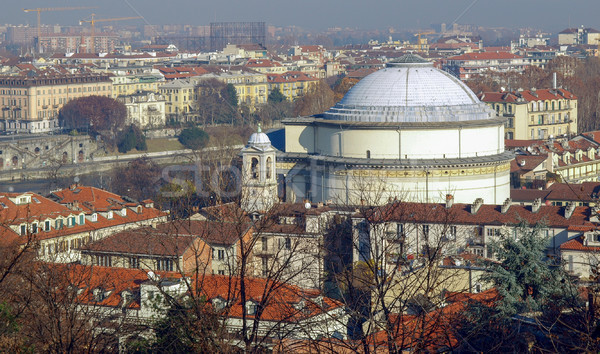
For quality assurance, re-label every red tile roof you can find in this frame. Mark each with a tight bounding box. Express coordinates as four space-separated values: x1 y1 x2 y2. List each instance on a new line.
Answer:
560 235 600 251
367 201 590 228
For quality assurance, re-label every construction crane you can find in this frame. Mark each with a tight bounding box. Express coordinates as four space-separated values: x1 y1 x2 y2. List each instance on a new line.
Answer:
80 14 142 53
414 31 435 52
23 7 97 54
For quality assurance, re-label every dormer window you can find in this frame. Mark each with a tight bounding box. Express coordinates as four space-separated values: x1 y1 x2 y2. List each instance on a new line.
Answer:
107 211 113 219
246 300 258 315
91 213 97 222
20 224 26 235
79 214 84 225
44 220 51 231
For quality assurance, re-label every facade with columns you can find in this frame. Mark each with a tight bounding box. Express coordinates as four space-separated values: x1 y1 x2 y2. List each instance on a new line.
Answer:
259 54 513 206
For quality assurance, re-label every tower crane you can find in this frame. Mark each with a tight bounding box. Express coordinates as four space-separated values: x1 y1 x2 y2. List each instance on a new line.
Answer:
79 15 142 53
414 31 435 52
23 7 97 54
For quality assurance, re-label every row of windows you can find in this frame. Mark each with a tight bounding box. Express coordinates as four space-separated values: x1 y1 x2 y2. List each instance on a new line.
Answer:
40 235 91 256
19 214 85 236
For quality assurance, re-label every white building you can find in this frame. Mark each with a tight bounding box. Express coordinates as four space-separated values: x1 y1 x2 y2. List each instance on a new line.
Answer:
120 92 166 129
272 54 513 205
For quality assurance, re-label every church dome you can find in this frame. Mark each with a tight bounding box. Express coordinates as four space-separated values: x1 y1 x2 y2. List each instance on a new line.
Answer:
323 54 495 123
247 124 273 151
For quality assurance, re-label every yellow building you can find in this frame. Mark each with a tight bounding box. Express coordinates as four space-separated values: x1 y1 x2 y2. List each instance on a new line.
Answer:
197 71 268 110
110 73 164 98
479 87 578 140
158 78 198 122
267 72 319 101
0 73 112 133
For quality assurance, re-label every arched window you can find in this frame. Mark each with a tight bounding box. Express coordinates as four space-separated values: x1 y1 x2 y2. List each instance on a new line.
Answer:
251 158 259 179
266 157 272 179
366 150 371 159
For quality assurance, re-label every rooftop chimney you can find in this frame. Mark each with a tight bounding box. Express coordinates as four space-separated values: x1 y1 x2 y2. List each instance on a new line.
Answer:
501 198 512 214
471 198 483 214
553 72 557 90
565 202 576 219
531 198 542 213
445 194 454 209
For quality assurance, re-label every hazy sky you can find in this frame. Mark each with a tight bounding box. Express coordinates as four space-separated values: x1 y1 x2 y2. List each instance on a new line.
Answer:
6 0 600 32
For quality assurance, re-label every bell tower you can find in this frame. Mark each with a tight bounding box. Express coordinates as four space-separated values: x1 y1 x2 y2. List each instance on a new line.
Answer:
241 124 278 212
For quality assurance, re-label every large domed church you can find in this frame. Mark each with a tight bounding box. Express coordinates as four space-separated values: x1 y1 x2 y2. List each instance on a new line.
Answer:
242 54 513 209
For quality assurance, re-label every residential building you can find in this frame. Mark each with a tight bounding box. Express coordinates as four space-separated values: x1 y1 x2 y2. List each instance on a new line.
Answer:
80 219 252 275
558 27 600 45
0 70 112 133
61 264 348 342
0 185 167 263
110 73 164 98
267 71 319 101
158 78 198 122
223 43 268 59
508 136 600 184
245 59 286 74
197 70 268 110
352 196 590 265
119 91 166 128
39 33 119 54
560 228 600 280
479 88 578 140
442 52 528 80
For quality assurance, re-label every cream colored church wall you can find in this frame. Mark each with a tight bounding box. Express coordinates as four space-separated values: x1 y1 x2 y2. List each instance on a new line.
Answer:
285 125 315 153
316 168 510 205
309 124 504 160
459 125 503 157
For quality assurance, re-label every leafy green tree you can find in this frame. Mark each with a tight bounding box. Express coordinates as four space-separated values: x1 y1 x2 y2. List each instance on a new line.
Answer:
268 87 286 103
178 127 209 150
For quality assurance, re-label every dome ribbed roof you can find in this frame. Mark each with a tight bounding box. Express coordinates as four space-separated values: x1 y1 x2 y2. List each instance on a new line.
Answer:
323 54 495 123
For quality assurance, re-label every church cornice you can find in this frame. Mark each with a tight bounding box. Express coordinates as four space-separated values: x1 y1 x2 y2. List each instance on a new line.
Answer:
282 116 508 130
277 150 514 170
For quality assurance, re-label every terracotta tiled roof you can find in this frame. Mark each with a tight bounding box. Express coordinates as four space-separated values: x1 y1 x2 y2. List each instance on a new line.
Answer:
82 227 197 257
53 264 341 321
560 235 600 251
368 201 590 228
50 185 128 213
153 219 250 246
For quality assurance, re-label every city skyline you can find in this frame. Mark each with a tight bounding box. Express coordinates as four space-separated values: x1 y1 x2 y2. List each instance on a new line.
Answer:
4 0 600 32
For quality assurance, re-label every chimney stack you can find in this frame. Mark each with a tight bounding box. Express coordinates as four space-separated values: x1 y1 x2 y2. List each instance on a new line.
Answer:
531 198 542 213
471 198 483 214
445 194 454 209
553 72 557 90
565 202 576 219
501 198 512 214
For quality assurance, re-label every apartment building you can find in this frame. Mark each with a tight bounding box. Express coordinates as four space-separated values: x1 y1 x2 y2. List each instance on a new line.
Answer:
110 73 164 98
197 70 268 110
442 52 528 80
479 88 577 140
267 71 319 101
0 71 112 133
158 78 197 122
